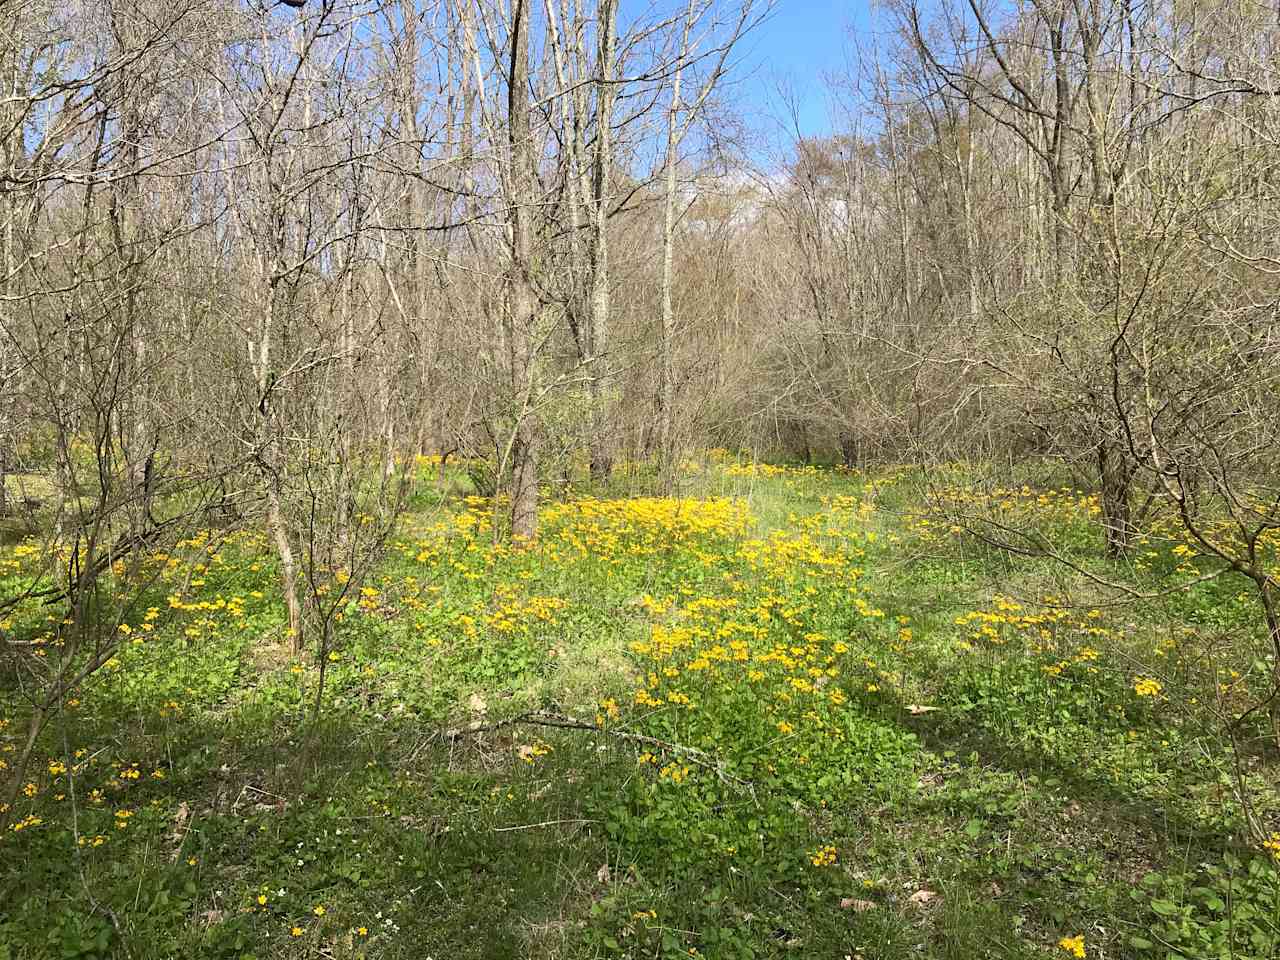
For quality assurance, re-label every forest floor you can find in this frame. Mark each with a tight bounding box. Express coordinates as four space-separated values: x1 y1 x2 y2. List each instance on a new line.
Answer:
2 457 1279 960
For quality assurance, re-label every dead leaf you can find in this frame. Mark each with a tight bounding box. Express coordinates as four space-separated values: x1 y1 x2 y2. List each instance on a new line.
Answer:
839 898 876 912
168 801 192 860
597 863 612 884
908 889 939 906
468 692 488 715
170 801 190 836
906 704 939 715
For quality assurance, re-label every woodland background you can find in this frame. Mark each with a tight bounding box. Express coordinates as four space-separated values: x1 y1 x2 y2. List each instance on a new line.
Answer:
3 0 1280 956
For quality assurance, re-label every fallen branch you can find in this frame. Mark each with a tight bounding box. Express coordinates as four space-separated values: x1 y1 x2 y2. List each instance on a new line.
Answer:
492 818 601 832
446 710 756 794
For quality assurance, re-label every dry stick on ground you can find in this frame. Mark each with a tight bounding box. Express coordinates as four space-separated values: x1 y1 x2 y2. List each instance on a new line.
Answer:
492 818 603 832
446 710 756 795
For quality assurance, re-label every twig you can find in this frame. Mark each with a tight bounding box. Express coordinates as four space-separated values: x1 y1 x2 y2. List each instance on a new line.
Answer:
447 709 756 793
492 818 602 832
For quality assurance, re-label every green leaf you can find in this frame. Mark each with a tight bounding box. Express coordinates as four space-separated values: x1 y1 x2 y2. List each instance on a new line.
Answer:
1151 899 1179 916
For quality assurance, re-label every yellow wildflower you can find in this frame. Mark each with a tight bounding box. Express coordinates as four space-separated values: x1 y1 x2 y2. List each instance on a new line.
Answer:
809 845 837 867
1059 934 1085 957
1134 678 1162 697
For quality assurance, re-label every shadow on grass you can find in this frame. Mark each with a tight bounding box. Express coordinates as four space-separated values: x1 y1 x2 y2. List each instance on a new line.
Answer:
894 702 1235 857
0 697 614 960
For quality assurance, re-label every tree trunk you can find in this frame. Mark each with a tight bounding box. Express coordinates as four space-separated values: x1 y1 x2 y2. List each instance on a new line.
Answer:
0 37 11 522
257 263 303 644
658 56 684 492
507 0 539 541
840 434 857 470
1098 439 1132 558
587 0 617 482
107 6 154 529
266 479 304 650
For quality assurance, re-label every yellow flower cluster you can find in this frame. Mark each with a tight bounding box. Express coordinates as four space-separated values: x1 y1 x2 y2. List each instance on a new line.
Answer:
1262 833 1280 860
541 496 752 548
912 484 1102 547
1133 678 1162 698
628 589 854 721
658 763 690 784
484 586 567 635
809 845 837 867
1059 934 1086 957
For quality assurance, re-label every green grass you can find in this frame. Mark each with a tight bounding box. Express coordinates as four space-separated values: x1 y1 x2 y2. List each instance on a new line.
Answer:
2 460 1279 959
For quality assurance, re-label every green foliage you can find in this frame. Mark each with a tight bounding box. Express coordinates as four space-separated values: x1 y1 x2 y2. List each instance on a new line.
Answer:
1131 856 1280 959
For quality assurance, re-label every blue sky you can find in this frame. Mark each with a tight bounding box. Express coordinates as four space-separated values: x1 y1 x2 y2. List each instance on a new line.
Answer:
738 0 868 137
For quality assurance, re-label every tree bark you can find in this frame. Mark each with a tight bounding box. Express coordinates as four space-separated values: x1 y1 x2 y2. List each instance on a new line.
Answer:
658 42 685 492
266 477 304 650
508 0 539 540
587 0 617 481
1098 438 1133 558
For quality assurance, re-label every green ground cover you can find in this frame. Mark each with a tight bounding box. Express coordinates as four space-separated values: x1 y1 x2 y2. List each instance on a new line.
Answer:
2 458 1278 959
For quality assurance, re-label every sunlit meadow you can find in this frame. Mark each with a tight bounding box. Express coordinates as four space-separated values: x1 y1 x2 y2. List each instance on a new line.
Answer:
2 455 1279 959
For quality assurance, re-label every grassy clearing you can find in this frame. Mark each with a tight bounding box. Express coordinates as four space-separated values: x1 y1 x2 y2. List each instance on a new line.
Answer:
2 459 1279 959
